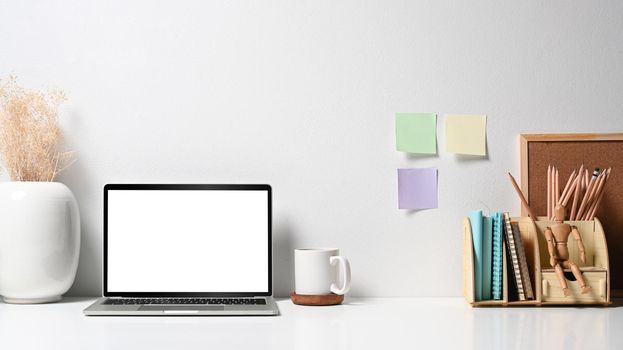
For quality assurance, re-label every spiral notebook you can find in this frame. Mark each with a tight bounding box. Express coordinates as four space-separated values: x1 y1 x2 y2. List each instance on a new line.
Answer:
491 212 504 300
502 212 534 301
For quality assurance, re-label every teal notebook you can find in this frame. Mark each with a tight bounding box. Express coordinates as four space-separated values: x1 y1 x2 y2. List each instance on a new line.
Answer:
469 210 484 301
482 216 493 300
491 212 503 300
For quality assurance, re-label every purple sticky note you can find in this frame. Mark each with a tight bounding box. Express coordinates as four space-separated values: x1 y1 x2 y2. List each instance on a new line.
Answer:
397 168 438 210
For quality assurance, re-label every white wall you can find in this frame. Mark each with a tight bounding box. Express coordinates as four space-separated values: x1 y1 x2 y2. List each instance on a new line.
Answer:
1 1 622 297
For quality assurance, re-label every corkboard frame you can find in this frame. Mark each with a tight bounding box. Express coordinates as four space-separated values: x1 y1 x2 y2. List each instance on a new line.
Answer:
519 132 623 296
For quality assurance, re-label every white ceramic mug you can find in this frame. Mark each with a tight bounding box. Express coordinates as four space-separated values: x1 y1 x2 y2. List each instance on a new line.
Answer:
295 248 351 295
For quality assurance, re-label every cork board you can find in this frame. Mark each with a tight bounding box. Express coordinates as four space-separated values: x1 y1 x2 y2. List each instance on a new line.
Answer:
519 133 623 294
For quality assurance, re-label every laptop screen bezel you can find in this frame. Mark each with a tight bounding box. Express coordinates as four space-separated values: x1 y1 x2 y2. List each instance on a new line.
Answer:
103 183 272 297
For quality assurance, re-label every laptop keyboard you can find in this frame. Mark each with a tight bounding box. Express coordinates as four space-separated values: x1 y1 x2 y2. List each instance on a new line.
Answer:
103 298 266 305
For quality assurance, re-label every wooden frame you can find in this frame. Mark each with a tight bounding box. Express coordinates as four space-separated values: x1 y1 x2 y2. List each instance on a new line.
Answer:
519 132 623 296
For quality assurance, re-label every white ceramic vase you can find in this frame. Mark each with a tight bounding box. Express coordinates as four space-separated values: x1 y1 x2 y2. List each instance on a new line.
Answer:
0 182 80 304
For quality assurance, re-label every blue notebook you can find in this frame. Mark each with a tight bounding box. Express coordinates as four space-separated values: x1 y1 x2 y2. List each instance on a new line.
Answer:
469 210 484 301
482 216 493 300
491 212 504 300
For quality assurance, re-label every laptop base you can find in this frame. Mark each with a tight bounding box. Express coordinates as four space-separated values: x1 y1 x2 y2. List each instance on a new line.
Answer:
84 297 279 316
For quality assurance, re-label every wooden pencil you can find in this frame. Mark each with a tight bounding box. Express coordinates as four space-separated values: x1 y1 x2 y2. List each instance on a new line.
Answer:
547 165 552 218
570 168 584 220
582 170 606 220
586 173 606 220
559 170 576 205
508 172 538 221
587 171 605 208
554 168 559 210
562 175 579 206
550 167 557 219
562 166 583 206
576 170 599 220
588 168 612 220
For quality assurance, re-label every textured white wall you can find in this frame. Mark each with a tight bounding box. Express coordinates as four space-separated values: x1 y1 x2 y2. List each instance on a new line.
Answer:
1 1 622 297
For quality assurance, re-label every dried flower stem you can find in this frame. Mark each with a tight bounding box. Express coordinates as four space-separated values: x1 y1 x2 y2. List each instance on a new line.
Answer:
0 76 73 181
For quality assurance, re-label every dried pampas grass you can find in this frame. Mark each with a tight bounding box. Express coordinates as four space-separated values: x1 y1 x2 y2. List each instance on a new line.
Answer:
0 76 73 182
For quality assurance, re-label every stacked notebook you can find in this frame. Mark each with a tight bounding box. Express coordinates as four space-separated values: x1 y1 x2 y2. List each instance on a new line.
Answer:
469 211 533 301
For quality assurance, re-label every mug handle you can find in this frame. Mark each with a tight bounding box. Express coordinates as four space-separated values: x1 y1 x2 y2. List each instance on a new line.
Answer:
329 256 351 295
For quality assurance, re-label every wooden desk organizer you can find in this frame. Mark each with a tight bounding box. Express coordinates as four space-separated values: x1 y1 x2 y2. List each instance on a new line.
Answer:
463 216 610 306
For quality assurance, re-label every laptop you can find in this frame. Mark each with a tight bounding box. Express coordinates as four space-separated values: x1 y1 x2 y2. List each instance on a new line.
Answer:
84 184 279 316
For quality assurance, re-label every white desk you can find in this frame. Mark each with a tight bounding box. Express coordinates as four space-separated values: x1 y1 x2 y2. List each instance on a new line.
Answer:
0 297 621 349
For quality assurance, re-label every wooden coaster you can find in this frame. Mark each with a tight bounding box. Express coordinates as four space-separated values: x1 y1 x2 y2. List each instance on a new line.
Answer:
290 292 344 306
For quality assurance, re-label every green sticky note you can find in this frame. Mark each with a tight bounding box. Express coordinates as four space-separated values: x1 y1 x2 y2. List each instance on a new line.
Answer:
395 113 437 154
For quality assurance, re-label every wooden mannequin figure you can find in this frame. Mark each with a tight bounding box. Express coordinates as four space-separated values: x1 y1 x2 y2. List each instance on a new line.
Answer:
545 205 593 296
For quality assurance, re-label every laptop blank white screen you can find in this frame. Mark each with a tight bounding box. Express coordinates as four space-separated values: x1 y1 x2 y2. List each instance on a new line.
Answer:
106 189 269 293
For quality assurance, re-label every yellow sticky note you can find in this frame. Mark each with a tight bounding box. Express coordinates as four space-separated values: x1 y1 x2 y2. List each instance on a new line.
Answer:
445 114 487 155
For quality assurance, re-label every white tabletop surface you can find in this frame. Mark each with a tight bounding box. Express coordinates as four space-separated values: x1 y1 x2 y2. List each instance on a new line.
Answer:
0 297 621 349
